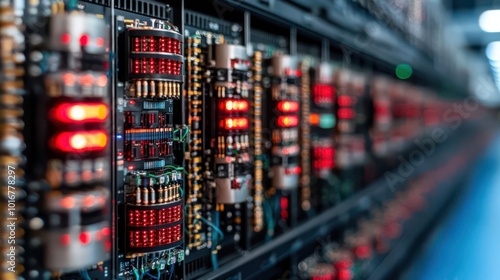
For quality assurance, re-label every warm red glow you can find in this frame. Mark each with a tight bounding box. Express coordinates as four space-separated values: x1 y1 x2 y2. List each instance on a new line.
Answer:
313 84 335 104
310 113 320 125
338 108 355 119
51 130 108 153
277 115 299 127
96 75 108 87
101 227 110 236
285 166 301 174
219 99 249 113
60 33 71 44
60 234 71 246
277 101 299 113
79 232 91 245
220 117 249 130
79 34 90 46
52 103 108 123
79 74 94 86
60 196 75 209
337 95 353 107
62 73 76 86
96 37 105 47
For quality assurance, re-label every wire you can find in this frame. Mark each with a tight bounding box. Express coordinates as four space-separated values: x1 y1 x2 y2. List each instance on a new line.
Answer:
168 263 175 280
199 215 224 240
145 272 159 280
79 270 91 280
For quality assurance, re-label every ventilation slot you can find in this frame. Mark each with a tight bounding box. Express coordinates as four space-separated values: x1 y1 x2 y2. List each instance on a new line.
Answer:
114 0 170 20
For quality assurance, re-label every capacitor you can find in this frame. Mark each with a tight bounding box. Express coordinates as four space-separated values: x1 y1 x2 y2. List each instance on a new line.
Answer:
149 184 156 204
158 184 164 203
135 186 142 204
142 185 149 205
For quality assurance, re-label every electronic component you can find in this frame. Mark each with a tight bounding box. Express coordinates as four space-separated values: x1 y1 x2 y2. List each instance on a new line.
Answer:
267 54 301 190
22 10 112 275
251 51 264 232
209 44 251 205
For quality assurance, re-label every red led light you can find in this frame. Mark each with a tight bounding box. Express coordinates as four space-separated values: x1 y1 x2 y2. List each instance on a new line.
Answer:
220 117 249 130
79 232 91 245
60 234 71 246
219 99 249 113
60 196 75 209
96 37 105 47
101 227 110 236
60 33 71 44
52 103 108 123
337 95 353 107
354 245 371 259
277 115 299 127
79 34 90 47
51 130 108 153
313 84 335 104
338 108 355 119
277 101 299 113
285 166 301 174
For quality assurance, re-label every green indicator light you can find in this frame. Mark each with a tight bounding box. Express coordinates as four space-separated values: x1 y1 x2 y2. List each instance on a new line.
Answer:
319 114 336 129
395 64 413 80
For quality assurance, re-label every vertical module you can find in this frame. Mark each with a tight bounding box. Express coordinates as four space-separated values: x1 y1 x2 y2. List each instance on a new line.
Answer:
264 54 301 232
114 1 185 278
23 4 112 278
310 63 337 210
183 9 251 277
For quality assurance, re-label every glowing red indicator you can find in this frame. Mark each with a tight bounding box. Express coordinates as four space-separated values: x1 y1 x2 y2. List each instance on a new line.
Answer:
285 166 301 174
338 108 355 119
313 84 335 104
220 117 249 130
52 103 108 123
219 99 249 113
337 95 353 107
79 232 91 245
60 33 71 44
96 37 105 47
277 101 299 113
79 34 90 47
277 115 299 127
284 68 301 77
51 130 108 153
60 234 71 246
60 196 75 209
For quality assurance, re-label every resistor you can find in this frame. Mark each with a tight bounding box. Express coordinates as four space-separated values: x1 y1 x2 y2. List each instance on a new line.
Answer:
142 81 148 98
136 81 142 97
150 81 156 98
168 82 173 98
158 81 164 98
176 83 181 98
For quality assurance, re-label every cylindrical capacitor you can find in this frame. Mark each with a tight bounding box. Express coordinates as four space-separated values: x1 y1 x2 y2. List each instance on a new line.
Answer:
149 185 156 204
142 186 149 205
135 186 142 204
158 184 164 203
